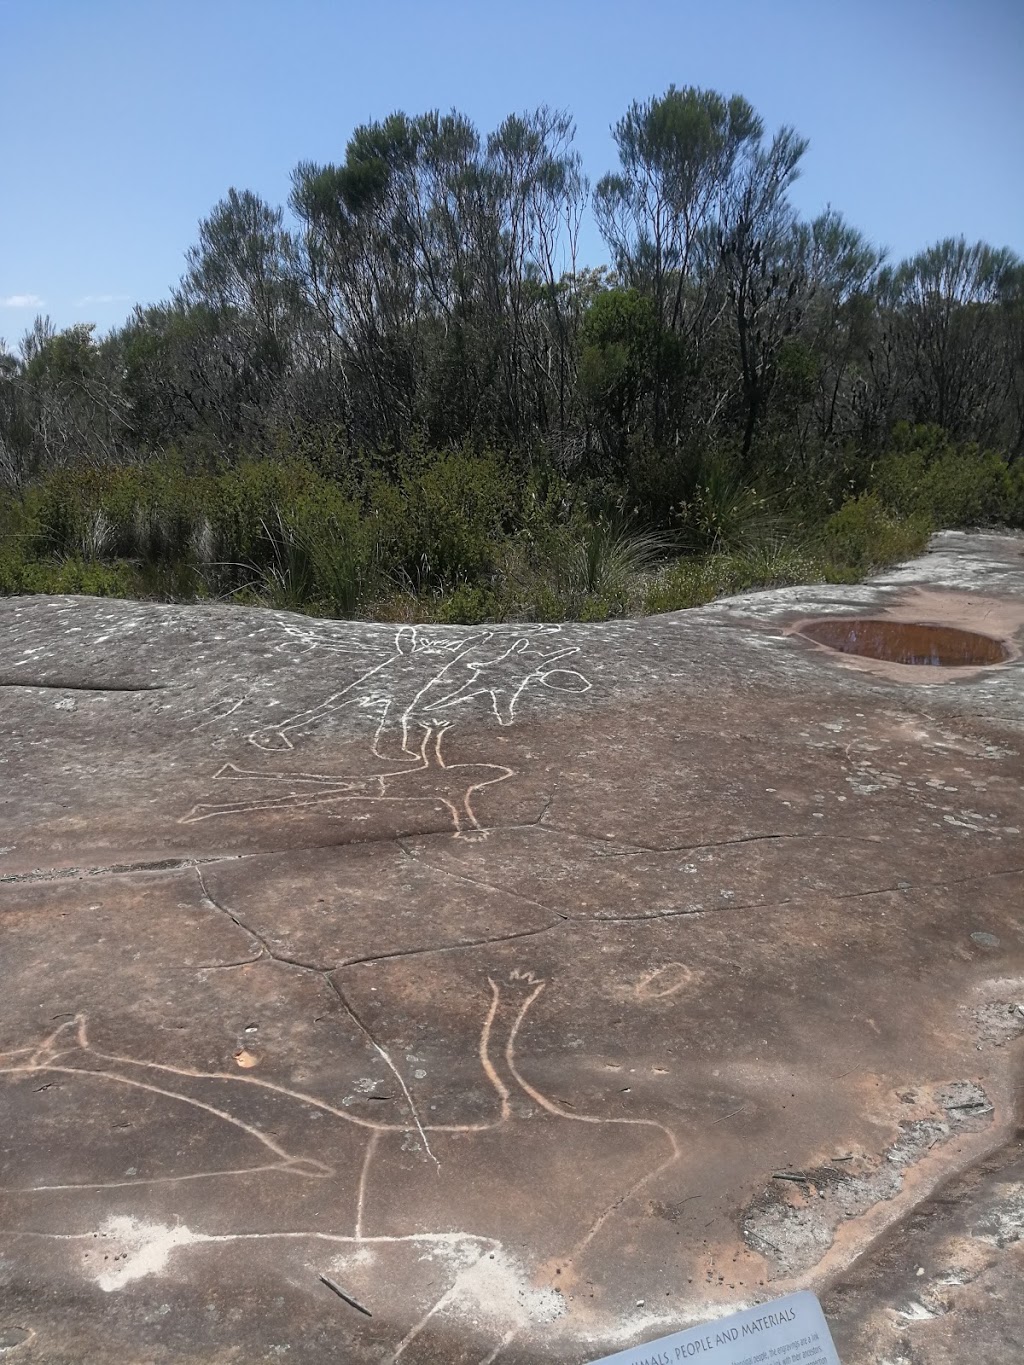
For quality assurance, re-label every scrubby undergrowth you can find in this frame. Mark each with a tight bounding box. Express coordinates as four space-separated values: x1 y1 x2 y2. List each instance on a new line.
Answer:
1 425 1019 624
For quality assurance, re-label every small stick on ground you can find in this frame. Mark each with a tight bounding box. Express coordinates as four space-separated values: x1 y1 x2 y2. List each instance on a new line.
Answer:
319 1274 372 1317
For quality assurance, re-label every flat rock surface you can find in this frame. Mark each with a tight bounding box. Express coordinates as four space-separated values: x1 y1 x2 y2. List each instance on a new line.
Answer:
1 530 1023 1364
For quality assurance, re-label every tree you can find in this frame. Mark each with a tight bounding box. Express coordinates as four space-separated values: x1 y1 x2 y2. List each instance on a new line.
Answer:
1001 261 1024 459
578 286 658 470
884 237 1020 443
4 317 132 474
2 90 1020 518
717 125 809 457
290 106 587 451
798 209 884 452
594 86 806 446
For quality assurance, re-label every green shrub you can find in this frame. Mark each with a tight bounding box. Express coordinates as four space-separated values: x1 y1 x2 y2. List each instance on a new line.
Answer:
644 554 740 613
577 593 618 622
2 436 959 624
643 502 930 613
517 581 574 623
27 459 216 566
817 493 931 578
431 583 503 624
871 424 1023 528
367 447 517 589
0 549 28 595
0 551 138 598
212 460 331 569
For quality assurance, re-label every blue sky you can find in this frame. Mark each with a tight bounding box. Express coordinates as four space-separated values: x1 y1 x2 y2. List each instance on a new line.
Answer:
3 0 1022 340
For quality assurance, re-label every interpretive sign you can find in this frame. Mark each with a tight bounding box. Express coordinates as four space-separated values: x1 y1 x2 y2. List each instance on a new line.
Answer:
588 1291 840 1365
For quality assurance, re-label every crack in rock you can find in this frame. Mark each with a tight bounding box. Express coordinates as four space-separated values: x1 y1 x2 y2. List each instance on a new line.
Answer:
0 679 166 691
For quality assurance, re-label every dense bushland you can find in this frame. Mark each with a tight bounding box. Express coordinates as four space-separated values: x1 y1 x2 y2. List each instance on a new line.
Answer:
3 424 1017 620
2 86 1021 622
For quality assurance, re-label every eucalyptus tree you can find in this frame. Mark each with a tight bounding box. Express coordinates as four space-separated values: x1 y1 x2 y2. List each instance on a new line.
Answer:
716 124 808 457
3 318 134 474
181 189 298 339
1001 261 1024 458
884 237 1020 443
578 285 658 471
796 209 884 455
594 86 804 445
0 339 27 484
175 189 303 446
734 208 885 479
0 319 59 480
117 303 221 451
481 108 588 453
290 106 586 451
117 297 283 456
291 111 482 448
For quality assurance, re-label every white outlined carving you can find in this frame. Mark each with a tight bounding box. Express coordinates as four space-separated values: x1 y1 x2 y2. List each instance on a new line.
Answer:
181 724 514 837
1 974 678 1359
248 626 590 758
182 626 591 839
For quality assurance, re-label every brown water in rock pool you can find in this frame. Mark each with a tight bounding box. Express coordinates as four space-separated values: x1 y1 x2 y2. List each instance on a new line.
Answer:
798 618 1010 667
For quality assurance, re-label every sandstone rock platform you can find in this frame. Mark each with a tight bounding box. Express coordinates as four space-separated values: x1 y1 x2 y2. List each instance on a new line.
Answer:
1 530 1023 1363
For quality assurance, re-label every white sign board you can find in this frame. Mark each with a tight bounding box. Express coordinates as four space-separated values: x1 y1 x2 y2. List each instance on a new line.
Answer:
588 1291 840 1365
